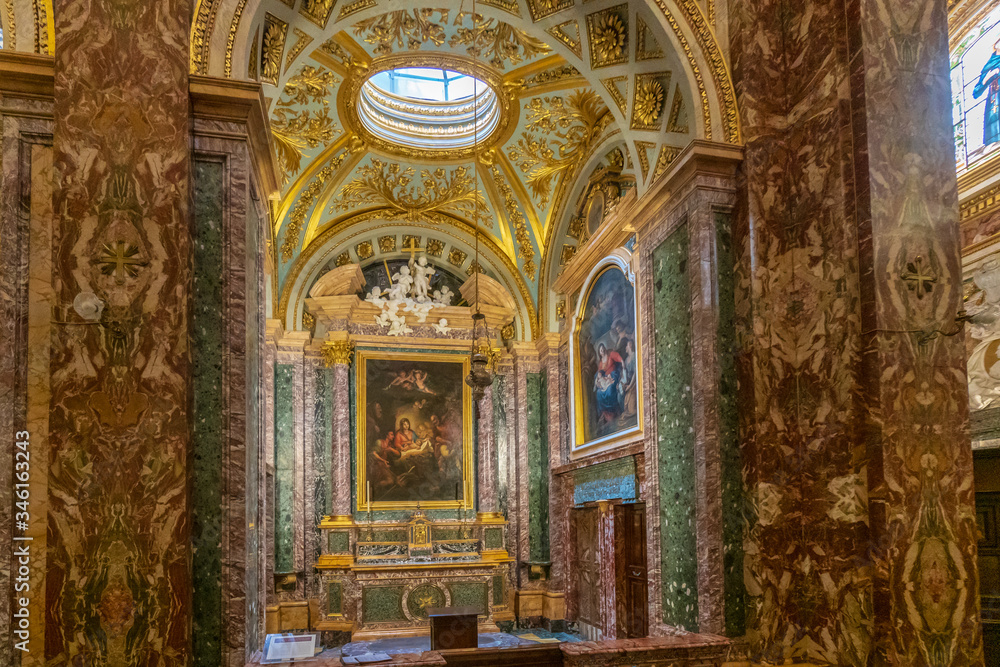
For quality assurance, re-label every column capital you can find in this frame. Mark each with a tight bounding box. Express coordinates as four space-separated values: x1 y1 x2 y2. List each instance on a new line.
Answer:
265 318 285 345
320 339 354 367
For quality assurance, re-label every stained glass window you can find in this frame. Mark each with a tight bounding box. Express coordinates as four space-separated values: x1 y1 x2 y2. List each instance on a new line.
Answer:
953 6 1000 173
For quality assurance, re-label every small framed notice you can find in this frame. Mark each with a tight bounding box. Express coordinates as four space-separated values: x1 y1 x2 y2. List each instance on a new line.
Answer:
261 633 318 663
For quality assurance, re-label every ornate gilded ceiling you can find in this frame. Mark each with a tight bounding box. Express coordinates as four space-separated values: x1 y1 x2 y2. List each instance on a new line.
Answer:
0 0 741 338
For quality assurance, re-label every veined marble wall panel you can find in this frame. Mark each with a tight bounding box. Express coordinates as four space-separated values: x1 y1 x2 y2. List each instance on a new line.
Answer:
732 0 980 663
651 223 699 631
526 372 550 564
274 363 296 575
312 362 334 562
0 88 52 664
192 158 225 666
47 0 192 662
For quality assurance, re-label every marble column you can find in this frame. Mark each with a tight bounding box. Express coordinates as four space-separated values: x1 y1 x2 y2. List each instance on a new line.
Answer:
732 0 981 663
326 340 354 517
274 332 310 599
264 319 281 611
510 342 538 584
538 334 565 591
46 0 192 663
477 384 497 513
0 55 53 665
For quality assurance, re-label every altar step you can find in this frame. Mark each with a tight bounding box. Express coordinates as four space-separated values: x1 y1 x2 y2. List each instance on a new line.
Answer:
253 632 733 666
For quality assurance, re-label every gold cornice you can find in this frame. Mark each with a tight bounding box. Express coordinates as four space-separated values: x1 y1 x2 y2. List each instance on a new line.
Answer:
505 53 568 84
278 213 539 339
189 75 282 200
960 179 1000 223
0 51 54 99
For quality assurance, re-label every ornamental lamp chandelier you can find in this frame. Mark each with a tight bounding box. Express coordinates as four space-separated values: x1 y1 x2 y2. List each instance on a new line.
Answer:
464 0 494 408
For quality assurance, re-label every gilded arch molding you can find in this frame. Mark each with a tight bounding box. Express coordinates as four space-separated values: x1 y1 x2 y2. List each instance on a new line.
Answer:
278 211 539 339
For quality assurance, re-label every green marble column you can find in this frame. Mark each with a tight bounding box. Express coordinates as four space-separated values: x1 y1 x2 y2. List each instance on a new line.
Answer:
527 372 550 563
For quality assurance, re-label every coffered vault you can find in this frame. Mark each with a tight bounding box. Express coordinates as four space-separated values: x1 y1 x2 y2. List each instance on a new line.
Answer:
0 0 740 338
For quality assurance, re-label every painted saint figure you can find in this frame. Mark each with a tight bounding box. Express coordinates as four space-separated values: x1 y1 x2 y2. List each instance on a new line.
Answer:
594 342 624 426
974 38 1000 146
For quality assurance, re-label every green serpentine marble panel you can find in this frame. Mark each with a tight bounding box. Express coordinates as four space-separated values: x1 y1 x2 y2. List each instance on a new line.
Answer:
328 581 344 615
493 575 504 605
484 527 503 549
245 181 263 658
652 223 699 630
527 372 549 562
715 212 746 636
448 582 488 614
274 363 296 573
192 160 224 667
572 457 637 505
328 531 350 553
313 365 333 565
363 586 407 622
493 374 510 517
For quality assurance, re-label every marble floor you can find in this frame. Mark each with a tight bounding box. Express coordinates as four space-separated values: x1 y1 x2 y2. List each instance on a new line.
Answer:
317 629 581 660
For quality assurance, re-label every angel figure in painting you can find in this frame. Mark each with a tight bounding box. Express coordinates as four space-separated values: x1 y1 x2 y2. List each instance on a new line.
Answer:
974 37 1000 146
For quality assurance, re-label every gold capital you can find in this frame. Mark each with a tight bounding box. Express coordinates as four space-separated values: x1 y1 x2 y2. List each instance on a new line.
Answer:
322 340 355 366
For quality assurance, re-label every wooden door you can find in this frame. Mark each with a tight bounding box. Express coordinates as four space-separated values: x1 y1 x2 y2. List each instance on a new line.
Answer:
615 503 648 638
571 507 601 635
977 491 1000 664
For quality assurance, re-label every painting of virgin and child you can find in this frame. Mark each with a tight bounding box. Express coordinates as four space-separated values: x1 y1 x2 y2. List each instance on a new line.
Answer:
361 355 468 505
576 264 639 444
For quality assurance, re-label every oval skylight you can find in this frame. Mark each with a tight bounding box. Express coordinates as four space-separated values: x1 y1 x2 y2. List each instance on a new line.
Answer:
358 68 501 151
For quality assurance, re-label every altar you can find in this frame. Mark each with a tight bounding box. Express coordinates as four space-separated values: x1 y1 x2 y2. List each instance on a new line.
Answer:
314 511 514 640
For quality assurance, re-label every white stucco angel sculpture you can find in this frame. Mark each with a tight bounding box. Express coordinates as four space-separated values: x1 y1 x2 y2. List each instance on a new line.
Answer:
412 256 436 302
389 265 413 302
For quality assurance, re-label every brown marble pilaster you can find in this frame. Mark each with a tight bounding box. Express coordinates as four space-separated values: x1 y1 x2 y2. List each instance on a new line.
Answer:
46 0 192 661
538 333 566 592
331 358 352 516
731 0 981 663
510 342 538 584
633 142 742 636
191 81 275 664
0 54 53 665
596 500 618 640
477 384 497 513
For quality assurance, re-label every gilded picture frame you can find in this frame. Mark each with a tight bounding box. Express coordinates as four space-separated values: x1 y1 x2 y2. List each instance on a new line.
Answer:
356 350 474 510
570 249 643 454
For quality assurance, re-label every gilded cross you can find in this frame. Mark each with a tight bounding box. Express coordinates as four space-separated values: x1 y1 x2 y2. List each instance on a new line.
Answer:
901 255 936 299
97 241 147 284
401 237 424 261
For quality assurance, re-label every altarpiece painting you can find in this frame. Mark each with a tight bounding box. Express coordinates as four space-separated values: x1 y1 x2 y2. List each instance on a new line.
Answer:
357 351 473 509
572 255 641 450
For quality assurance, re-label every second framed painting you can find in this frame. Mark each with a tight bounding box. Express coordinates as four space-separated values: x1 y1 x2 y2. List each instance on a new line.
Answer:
356 350 473 510
570 250 643 453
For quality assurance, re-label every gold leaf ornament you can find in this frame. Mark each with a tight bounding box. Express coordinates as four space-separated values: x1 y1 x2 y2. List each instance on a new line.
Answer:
633 78 664 127
592 14 626 62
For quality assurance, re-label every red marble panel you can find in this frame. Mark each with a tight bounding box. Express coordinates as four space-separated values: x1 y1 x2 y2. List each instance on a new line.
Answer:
732 0 982 663
46 0 192 663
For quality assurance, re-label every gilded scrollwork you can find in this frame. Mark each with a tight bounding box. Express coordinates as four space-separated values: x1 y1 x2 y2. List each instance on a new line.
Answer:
261 14 289 85
332 159 491 226
271 66 341 182
507 90 611 207
281 151 349 261
484 156 537 280
354 9 450 55
449 14 551 69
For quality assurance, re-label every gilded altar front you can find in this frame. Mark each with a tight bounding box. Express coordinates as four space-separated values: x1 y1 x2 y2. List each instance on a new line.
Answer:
315 510 514 640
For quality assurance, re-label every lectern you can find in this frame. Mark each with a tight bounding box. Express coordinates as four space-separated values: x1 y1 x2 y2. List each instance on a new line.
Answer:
427 606 479 649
